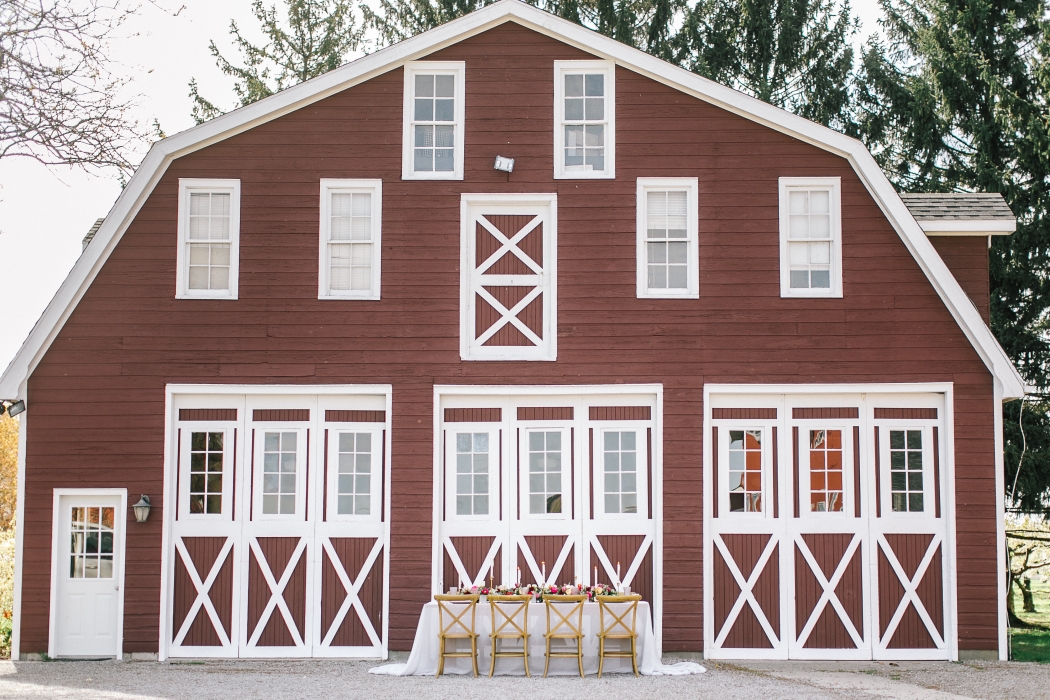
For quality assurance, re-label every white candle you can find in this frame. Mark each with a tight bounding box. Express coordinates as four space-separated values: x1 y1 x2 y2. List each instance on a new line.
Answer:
516 566 521 585
616 561 621 583
593 565 598 584
541 560 546 583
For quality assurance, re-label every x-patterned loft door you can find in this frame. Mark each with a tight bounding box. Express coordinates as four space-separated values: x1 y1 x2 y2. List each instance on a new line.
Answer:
460 194 557 361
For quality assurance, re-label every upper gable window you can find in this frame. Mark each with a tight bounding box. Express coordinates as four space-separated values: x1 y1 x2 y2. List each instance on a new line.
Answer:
318 179 382 300
554 61 615 179
402 61 465 180
779 177 842 298
176 179 240 299
637 177 699 298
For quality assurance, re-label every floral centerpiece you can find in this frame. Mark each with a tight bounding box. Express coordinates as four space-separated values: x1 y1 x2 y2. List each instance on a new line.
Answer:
454 582 622 600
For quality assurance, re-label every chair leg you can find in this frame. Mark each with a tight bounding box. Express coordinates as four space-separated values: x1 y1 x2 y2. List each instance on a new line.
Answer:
631 637 639 677
577 637 584 678
437 638 445 678
523 637 530 678
597 637 605 679
489 636 497 677
471 637 479 678
543 638 551 678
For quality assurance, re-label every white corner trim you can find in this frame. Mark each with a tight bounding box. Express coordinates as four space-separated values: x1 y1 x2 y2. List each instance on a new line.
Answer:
10 409 27 660
994 379 1008 660
920 219 1016 235
318 178 383 300
0 0 1025 401
401 61 466 181
635 177 699 299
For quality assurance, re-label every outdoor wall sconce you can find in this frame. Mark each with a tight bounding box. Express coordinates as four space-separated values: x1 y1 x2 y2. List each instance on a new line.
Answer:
493 155 515 173
133 494 151 523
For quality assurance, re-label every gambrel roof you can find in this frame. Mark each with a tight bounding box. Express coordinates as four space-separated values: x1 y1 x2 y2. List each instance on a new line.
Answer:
0 0 1026 399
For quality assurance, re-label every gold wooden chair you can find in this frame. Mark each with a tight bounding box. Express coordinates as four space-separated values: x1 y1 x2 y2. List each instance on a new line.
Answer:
542 594 587 678
488 594 531 677
435 594 480 677
597 594 642 677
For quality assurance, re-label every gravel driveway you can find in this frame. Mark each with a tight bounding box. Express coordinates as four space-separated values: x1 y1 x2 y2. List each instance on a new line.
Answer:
1 657 1048 699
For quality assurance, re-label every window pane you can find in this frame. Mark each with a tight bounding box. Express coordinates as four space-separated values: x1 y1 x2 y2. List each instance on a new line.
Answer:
336 431 372 515
527 431 563 515
262 431 297 515
889 429 924 512
455 432 490 516
604 431 639 515
584 73 604 96
188 432 223 515
565 74 583 96
728 428 762 513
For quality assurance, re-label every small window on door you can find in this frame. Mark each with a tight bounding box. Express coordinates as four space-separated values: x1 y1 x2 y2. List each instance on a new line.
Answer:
778 177 842 298
328 430 380 518
526 430 565 516
889 429 924 512
402 62 465 180
189 431 225 515
554 61 615 179
70 506 115 579
728 430 762 513
260 431 301 516
602 430 641 515
636 178 699 298
456 432 491 516
176 179 241 299
319 179 382 300
808 429 844 513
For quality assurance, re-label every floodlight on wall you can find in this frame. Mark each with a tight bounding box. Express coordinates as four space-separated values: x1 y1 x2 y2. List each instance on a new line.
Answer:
132 494 151 523
5 400 25 418
494 156 515 173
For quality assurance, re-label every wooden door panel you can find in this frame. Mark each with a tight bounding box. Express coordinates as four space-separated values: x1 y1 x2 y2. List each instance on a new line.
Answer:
877 534 945 651
443 536 502 589
591 534 654 607
794 533 864 651
319 537 384 649
517 535 573 585
246 537 307 649
711 533 780 650
171 536 235 649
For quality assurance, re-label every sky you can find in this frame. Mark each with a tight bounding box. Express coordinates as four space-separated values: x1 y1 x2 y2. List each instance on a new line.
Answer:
0 0 885 381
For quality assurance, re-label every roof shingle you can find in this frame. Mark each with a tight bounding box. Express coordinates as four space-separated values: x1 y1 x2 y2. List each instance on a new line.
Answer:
899 192 1014 221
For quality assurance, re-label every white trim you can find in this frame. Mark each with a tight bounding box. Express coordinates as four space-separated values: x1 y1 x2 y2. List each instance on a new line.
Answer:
779 177 842 298
919 219 1015 235
459 192 558 361
994 380 1007 660
175 179 241 300
0 0 1024 402
636 177 699 299
10 409 26 660
401 61 465 180
318 179 383 300
553 60 616 179
48 488 128 659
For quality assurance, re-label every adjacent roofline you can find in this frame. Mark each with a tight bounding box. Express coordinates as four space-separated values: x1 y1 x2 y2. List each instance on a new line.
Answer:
0 0 1025 400
919 219 1016 235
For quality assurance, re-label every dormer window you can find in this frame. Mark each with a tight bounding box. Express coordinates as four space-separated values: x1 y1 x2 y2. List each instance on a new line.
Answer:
402 61 465 180
554 61 615 179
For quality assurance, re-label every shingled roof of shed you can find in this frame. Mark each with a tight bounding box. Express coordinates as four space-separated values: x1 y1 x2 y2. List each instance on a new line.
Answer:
899 192 1014 221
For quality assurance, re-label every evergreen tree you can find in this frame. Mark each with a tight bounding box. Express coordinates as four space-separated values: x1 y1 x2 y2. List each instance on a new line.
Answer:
857 0 1050 512
670 0 858 132
189 0 365 124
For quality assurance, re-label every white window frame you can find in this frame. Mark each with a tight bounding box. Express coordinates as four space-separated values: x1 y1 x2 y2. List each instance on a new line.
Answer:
594 426 648 520
636 177 699 298
252 426 308 521
797 423 853 518
318 179 382 300
325 425 383 521
553 60 616 180
444 426 500 522
519 426 571 521
878 422 937 520
778 177 842 298
717 423 773 518
177 425 235 521
402 61 465 181
176 178 241 300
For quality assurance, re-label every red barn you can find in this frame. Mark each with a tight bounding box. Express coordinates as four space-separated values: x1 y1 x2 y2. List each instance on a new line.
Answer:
0 0 1023 662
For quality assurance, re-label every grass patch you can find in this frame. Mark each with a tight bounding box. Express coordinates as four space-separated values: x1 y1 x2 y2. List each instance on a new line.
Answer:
1011 628 1050 662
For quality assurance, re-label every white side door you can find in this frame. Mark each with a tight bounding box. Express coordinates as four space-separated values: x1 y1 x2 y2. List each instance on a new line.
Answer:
52 492 126 657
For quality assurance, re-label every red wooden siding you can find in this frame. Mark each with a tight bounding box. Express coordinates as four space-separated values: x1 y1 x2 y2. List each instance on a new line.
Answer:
516 406 573 420
589 406 651 420
252 409 310 422
712 408 777 420
874 408 938 420
18 22 1000 655
930 236 990 323
324 410 386 422
178 409 238 421
791 407 859 419
444 408 502 423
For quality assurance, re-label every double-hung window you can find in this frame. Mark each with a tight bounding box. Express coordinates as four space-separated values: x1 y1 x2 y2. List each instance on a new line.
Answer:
319 179 382 299
636 178 699 298
402 62 465 180
554 61 615 179
176 179 240 299
779 177 842 297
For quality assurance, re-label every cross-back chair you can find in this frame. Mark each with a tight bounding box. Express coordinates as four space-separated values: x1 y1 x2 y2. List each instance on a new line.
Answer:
542 594 587 678
434 593 481 677
487 594 531 677
596 593 642 677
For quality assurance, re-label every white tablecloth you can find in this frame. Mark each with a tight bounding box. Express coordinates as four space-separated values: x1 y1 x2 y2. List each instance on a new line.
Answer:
370 601 705 677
